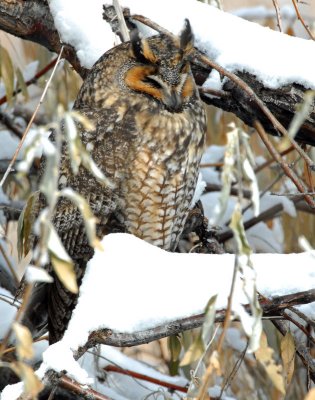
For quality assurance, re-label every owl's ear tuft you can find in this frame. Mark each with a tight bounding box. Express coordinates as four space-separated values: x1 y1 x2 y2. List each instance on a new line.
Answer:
130 29 157 64
180 19 194 54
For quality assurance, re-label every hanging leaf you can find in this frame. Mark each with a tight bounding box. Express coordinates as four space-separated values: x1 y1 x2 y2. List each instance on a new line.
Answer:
17 191 40 260
168 335 182 362
12 322 34 361
11 361 44 398
229 204 252 257
180 333 204 367
280 331 295 387
212 123 238 224
50 253 78 294
60 188 103 250
15 67 29 101
255 332 285 395
288 91 315 139
64 113 81 174
47 222 78 294
0 45 14 104
305 388 315 400
202 294 217 345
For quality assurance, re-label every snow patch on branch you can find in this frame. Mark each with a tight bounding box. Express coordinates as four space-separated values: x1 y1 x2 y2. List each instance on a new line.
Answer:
48 0 315 89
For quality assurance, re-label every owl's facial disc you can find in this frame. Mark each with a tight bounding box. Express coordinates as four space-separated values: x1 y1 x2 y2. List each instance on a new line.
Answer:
124 20 196 112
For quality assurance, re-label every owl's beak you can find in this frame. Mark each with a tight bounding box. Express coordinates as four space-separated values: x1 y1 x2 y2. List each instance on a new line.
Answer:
163 89 182 112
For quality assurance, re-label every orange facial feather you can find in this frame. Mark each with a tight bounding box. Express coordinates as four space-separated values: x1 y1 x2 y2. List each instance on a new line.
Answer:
125 66 162 100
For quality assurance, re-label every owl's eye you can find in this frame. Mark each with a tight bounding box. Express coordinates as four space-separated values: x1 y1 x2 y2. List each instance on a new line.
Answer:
143 76 163 89
179 62 189 73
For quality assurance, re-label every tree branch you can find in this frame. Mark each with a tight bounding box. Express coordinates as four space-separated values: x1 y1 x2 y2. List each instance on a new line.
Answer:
0 1 314 145
75 289 315 352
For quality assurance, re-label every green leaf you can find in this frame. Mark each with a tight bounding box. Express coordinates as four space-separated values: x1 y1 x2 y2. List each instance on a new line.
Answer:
168 335 182 362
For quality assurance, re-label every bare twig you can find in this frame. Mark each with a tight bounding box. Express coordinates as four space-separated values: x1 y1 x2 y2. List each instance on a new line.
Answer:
291 0 315 40
104 365 188 393
254 145 295 173
59 376 112 400
272 0 283 32
0 47 64 188
254 120 315 207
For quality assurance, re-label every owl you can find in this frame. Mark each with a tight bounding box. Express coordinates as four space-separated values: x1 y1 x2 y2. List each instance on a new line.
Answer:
23 20 207 343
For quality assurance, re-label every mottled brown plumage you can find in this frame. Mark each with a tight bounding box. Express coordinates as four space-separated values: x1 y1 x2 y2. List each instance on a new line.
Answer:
23 21 207 343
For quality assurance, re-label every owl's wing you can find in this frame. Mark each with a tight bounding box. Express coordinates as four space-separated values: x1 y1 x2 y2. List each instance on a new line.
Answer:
22 106 136 343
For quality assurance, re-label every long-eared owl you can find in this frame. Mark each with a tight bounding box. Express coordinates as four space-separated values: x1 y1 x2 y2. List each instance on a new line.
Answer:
24 20 207 343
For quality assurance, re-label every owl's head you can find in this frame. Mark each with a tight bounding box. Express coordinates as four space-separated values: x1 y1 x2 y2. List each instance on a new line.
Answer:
125 19 196 112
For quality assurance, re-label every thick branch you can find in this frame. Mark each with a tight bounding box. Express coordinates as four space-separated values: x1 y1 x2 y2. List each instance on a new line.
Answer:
0 0 87 78
76 289 315 352
0 1 314 145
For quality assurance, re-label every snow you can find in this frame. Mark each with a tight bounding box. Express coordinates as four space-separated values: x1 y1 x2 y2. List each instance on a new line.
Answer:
190 172 206 207
0 129 42 161
15 232 312 386
48 0 315 89
2 233 315 394
25 265 53 284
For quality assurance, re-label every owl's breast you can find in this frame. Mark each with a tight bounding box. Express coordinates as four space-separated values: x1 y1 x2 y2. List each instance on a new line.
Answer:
121 102 207 250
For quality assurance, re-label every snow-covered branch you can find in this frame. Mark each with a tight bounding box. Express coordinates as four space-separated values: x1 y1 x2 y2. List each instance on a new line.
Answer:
1 0 315 144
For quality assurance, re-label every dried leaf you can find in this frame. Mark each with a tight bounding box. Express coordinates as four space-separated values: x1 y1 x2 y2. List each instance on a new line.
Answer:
71 110 95 131
50 253 78 294
229 204 251 256
180 333 204 367
242 158 259 217
202 295 217 345
11 361 44 398
288 91 315 139
64 113 81 174
212 124 238 224
305 388 315 400
47 223 78 294
12 322 34 360
17 191 40 260
15 67 29 101
0 45 14 104
255 332 285 394
280 331 295 386
60 188 103 250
